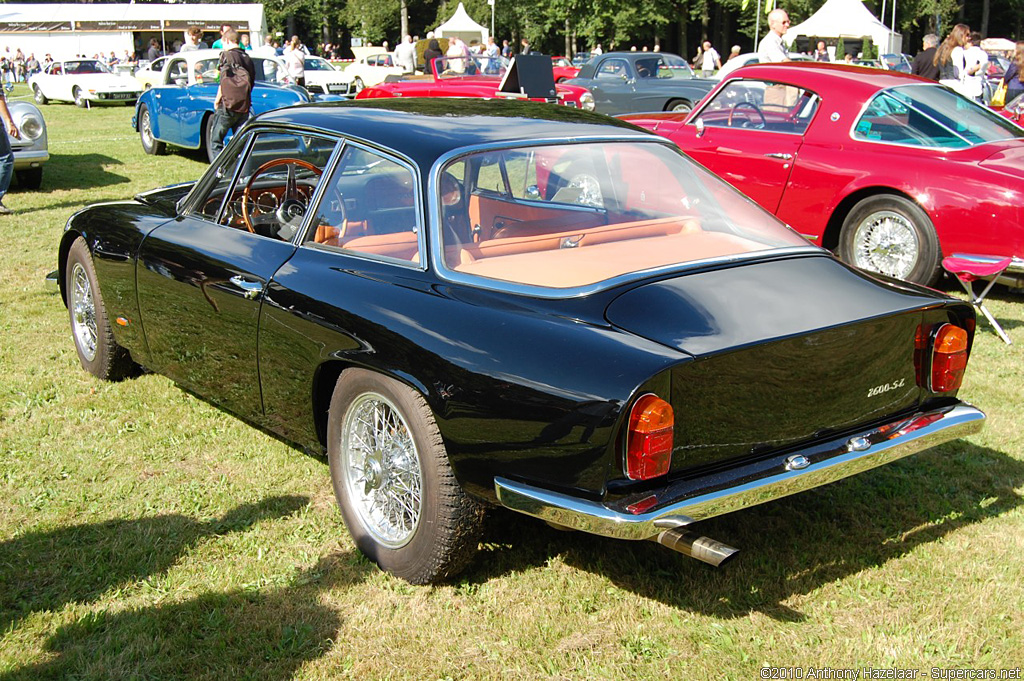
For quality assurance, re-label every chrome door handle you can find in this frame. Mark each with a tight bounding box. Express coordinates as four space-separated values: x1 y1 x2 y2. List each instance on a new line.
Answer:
229 275 263 300
764 152 794 160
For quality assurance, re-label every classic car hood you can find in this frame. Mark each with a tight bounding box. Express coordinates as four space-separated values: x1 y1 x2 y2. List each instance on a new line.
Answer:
605 253 943 357
134 182 196 214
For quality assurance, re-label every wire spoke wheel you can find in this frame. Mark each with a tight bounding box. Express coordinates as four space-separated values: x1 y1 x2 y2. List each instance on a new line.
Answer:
341 393 423 548
70 262 98 362
851 209 920 279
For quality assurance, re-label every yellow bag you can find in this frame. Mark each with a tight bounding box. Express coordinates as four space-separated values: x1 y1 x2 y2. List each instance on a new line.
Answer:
991 79 1008 107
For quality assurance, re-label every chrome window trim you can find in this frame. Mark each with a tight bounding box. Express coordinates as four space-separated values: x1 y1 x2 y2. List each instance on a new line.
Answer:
427 134 824 300
296 136 428 271
847 82 1024 151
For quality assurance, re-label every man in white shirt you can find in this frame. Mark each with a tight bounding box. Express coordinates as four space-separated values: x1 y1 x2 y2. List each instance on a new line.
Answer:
394 35 416 74
962 31 989 103
700 40 721 76
757 9 791 63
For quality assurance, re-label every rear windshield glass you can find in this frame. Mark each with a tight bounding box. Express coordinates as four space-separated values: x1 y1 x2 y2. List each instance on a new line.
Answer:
854 84 1024 148
437 141 808 290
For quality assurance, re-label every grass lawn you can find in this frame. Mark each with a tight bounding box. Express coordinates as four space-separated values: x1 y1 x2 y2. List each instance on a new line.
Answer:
1 83 1023 679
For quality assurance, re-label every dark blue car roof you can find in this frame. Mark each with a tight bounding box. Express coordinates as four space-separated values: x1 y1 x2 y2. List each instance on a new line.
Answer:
255 98 655 168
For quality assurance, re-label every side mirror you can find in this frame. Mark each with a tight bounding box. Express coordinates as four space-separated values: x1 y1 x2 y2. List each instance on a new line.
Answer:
695 117 705 138
525 185 541 200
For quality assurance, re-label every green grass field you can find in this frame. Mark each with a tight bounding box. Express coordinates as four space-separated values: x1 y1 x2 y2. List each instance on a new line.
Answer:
1 84 1022 679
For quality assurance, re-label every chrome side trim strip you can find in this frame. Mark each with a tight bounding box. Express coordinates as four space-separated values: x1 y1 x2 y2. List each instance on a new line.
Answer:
495 404 985 540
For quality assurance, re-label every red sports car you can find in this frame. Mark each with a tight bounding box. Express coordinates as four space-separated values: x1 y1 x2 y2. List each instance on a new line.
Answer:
624 62 1024 286
357 55 595 111
550 56 581 82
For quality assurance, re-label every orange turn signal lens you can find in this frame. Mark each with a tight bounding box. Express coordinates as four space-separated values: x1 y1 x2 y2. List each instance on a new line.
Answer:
931 324 968 392
625 394 674 481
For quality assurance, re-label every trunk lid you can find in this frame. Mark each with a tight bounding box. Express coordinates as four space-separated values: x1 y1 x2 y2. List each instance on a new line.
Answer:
606 254 952 473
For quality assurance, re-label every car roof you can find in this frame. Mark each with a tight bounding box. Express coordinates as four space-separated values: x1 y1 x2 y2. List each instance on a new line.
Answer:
256 98 654 167
729 61 927 96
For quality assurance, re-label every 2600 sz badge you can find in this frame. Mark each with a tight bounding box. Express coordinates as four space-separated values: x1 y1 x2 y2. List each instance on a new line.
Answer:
59 99 985 584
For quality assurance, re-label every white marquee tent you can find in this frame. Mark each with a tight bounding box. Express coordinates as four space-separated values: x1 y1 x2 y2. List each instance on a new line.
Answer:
785 0 902 54
0 4 266 61
433 3 489 45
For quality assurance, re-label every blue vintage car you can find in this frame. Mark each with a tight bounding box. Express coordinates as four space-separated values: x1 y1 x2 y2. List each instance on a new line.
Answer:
133 48 311 162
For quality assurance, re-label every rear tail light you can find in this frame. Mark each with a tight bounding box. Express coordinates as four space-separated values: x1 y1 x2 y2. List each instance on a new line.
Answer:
625 394 674 480
929 323 969 392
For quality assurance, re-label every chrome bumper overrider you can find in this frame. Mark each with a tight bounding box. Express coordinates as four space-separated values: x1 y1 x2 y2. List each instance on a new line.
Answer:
495 404 985 541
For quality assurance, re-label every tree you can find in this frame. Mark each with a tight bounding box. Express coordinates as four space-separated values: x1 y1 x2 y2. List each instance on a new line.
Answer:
835 36 845 60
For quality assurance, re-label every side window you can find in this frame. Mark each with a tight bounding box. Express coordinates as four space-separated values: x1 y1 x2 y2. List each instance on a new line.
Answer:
697 79 819 134
195 58 219 84
192 131 338 241
306 145 420 264
167 59 187 83
596 59 628 80
853 91 968 148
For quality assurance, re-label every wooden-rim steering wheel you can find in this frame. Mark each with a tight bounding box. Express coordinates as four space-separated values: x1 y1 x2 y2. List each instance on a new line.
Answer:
241 157 323 234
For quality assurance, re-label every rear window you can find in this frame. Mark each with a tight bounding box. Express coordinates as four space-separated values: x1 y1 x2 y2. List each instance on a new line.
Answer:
436 141 808 290
854 84 1024 148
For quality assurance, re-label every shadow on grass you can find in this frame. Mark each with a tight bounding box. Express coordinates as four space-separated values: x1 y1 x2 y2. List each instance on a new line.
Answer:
0 495 308 634
466 441 1023 621
0 496 373 679
24 152 131 193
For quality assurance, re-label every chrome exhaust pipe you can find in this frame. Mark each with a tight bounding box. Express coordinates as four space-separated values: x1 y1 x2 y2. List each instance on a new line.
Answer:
652 527 739 567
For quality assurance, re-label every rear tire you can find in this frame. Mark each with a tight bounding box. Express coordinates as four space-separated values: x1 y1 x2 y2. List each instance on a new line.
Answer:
16 167 42 190
138 104 165 155
667 99 693 113
327 369 485 584
353 77 365 93
838 194 941 285
32 84 48 105
66 238 136 381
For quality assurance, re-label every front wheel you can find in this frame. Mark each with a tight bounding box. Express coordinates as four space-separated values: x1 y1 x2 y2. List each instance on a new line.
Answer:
838 194 941 285
138 104 165 155
72 86 87 108
203 113 218 164
32 84 48 105
327 370 485 584
353 77 364 93
66 238 136 381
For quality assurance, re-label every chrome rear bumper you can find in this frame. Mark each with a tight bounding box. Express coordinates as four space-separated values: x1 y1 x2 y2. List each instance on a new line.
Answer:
495 404 985 541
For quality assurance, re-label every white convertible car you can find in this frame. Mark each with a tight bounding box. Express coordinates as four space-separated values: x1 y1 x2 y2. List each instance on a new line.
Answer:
29 59 143 107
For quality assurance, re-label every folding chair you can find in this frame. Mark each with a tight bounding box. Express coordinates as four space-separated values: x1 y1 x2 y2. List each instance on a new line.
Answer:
942 255 1013 345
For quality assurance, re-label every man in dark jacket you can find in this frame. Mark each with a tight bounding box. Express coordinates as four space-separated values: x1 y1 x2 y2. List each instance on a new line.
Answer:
910 34 940 81
210 29 255 158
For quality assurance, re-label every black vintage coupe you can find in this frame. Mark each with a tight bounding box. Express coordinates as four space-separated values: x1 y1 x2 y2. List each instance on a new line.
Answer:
564 52 716 114
60 99 985 584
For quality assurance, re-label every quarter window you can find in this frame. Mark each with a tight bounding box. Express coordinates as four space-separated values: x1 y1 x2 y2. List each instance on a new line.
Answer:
306 145 420 264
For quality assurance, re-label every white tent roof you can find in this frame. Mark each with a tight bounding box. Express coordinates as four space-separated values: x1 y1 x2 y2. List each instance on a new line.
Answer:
785 0 901 53
433 3 488 43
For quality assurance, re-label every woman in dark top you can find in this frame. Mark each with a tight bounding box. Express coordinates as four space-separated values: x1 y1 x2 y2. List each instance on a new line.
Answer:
423 39 443 75
1003 42 1024 105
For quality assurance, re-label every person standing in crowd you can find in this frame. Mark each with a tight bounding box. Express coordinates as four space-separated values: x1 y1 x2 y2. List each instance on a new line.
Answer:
934 24 970 94
211 24 232 50
484 36 500 73
910 34 939 80
700 40 721 77
284 35 306 87
145 39 161 62
727 45 741 61
394 35 416 74
25 53 40 78
519 38 531 55
447 37 470 73
240 34 253 51
963 31 989 103
814 41 829 62
501 40 511 59
210 29 254 158
253 35 278 59
0 87 21 215
179 26 205 53
423 39 443 75
1002 41 1024 104
592 43 603 56
758 8 791 63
